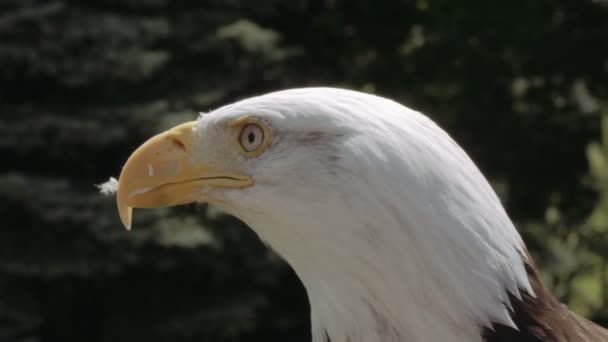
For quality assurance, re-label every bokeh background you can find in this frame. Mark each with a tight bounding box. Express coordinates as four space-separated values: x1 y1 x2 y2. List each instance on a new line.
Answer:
1 0 608 341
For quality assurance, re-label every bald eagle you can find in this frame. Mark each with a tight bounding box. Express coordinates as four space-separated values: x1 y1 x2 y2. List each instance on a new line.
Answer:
108 88 608 342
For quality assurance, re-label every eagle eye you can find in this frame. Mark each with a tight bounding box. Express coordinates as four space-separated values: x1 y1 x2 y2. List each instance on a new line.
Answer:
227 116 271 157
239 123 264 152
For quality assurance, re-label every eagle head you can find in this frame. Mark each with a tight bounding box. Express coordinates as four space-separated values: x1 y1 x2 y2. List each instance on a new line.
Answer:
112 88 536 342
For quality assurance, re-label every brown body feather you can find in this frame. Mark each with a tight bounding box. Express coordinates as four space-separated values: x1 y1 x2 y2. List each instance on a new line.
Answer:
483 260 608 342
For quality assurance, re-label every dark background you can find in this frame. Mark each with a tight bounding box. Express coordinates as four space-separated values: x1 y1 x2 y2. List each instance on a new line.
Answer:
1 0 608 341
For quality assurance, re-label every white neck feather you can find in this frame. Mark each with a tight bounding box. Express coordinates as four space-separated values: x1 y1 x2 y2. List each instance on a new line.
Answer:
222 88 533 342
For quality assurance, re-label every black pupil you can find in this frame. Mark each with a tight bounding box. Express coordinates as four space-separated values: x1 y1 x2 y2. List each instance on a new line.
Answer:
247 131 256 144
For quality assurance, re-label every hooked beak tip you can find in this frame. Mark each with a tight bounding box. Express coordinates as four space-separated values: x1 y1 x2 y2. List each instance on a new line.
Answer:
119 205 133 231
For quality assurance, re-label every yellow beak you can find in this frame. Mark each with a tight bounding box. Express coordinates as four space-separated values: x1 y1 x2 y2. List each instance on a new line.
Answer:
116 121 253 230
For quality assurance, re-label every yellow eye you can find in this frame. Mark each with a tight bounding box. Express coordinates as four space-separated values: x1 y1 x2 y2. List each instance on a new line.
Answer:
239 123 265 152
228 116 271 157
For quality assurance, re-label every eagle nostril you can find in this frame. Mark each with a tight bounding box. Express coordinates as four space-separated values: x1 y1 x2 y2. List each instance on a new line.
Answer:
168 137 186 152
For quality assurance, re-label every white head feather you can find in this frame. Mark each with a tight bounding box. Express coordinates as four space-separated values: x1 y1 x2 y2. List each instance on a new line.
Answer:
194 88 531 342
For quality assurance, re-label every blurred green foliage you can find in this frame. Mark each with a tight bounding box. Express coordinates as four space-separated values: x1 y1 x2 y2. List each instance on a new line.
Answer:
0 0 607 341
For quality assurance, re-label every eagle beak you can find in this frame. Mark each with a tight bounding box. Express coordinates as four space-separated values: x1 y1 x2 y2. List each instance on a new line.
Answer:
116 121 253 230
